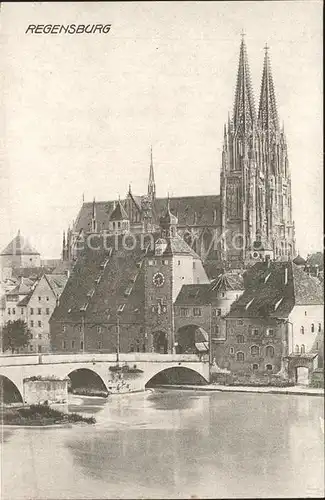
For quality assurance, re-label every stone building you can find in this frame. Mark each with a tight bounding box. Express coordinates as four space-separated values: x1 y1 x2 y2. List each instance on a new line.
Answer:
62 37 295 272
216 261 323 384
2 274 67 353
50 201 209 354
174 271 244 354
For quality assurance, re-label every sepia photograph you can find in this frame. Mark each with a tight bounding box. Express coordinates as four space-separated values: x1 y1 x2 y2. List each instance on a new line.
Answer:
0 1 323 499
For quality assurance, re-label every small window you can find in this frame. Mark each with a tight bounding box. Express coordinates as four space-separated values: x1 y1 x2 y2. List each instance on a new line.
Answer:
295 344 299 354
266 328 274 336
62 340 67 349
265 345 275 358
46 308 50 315
311 323 315 333
21 308 24 315
97 326 102 334
193 308 201 317
30 333 33 339
250 345 259 356
221 292 225 298
37 308 41 315
216 308 222 316
71 340 75 349
301 344 305 354
318 323 322 332
178 260 181 266
252 363 259 371
252 329 259 336
30 308 34 315
236 352 244 362
237 320 243 326
7 308 11 315
30 345 33 351
62 325 66 333
30 320 34 327
38 321 42 328
316 342 319 350
12 308 16 315
237 335 244 343
266 364 273 371
304 311 307 316
78 325 82 332
163 259 169 265
38 296 41 301
300 326 304 335
98 341 102 350
180 308 189 317
229 347 234 355
80 341 84 350
46 297 49 301
39 333 42 339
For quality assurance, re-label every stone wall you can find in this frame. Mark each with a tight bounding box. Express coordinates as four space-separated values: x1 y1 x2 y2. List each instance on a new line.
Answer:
23 378 68 404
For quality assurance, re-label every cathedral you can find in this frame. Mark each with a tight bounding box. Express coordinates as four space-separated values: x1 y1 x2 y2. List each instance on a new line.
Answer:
62 36 295 271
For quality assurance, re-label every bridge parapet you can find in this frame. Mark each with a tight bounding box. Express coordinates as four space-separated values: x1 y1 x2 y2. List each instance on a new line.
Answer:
1 352 202 367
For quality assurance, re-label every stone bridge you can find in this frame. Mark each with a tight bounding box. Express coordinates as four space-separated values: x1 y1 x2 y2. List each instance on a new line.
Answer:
0 353 210 403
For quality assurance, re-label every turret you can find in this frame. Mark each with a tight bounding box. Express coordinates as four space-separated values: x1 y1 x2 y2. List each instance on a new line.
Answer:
108 198 130 235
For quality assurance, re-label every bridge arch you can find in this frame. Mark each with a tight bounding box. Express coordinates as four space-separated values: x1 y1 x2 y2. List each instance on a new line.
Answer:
67 368 108 395
175 324 209 354
145 366 208 388
0 374 23 404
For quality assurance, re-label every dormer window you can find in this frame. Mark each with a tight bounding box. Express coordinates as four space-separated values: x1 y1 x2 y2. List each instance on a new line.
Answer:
80 303 88 312
264 273 271 283
274 297 283 311
117 304 125 313
245 298 254 310
124 286 132 297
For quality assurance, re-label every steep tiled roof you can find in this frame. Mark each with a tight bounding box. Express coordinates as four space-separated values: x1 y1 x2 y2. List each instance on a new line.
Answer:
7 278 35 296
293 254 306 266
1 231 40 256
11 267 54 280
73 195 221 233
175 274 243 306
50 234 145 325
45 274 68 298
109 200 129 221
17 293 32 307
227 262 324 319
210 271 244 292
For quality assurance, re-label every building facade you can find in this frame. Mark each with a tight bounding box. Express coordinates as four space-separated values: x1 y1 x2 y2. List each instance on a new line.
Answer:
0 231 41 281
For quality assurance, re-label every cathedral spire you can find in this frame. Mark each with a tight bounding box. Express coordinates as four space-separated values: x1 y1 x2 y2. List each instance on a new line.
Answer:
233 33 256 133
258 44 279 134
148 146 156 199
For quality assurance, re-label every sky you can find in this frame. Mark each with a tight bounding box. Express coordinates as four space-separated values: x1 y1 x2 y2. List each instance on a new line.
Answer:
0 1 323 259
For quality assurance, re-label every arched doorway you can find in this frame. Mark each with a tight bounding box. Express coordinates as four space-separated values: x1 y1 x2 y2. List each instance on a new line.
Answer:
176 325 209 355
145 367 208 387
151 331 168 354
0 375 23 404
67 368 108 396
296 367 309 386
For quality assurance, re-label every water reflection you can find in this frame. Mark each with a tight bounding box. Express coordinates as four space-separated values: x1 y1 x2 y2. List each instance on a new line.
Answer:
1 391 324 499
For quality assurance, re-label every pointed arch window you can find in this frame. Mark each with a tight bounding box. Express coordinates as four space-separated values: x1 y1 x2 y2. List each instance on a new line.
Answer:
311 323 315 333
300 344 306 354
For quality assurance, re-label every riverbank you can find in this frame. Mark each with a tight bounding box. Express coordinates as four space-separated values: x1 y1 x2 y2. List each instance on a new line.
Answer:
155 384 324 396
1 403 96 426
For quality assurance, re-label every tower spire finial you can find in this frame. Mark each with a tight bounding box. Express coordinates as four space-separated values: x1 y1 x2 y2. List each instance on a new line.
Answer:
258 44 279 134
148 145 156 200
233 33 256 132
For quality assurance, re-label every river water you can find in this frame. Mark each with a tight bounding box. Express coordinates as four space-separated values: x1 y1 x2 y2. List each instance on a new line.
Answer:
0 390 324 499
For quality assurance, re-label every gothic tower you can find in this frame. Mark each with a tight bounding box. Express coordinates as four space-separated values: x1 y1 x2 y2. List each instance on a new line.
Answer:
257 45 295 260
147 146 156 200
220 34 258 266
220 37 295 267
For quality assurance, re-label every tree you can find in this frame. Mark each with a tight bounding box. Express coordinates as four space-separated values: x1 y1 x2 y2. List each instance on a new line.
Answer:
1 319 32 354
